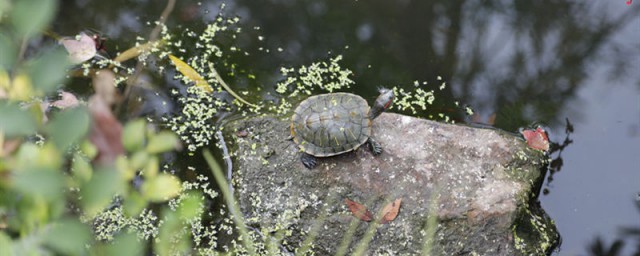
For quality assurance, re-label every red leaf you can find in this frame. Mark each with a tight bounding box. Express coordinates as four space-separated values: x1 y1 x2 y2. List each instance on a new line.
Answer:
88 96 124 164
520 127 550 151
379 198 402 224
60 32 97 64
344 198 373 222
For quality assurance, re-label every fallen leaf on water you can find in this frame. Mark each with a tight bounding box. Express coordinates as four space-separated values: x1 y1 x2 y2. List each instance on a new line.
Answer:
113 41 159 64
520 126 550 151
168 54 212 92
344 198 373 222
379 198 402 224
169 54 258 107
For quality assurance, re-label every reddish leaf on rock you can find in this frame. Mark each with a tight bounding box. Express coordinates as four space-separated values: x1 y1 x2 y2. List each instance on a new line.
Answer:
520 127 550 151
379 198 402 224
344 198 373 222
88 96 124 164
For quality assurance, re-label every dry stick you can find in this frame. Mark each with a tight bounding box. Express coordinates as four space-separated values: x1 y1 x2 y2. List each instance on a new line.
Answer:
16 37 28 64
215 129 234 194
117 0 175 114
214 117 293 255
203 150 257 255
335 196 378 256
352 195 398 256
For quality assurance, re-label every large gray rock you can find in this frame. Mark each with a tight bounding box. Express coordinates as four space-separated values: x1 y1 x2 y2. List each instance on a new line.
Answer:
227 113 559 255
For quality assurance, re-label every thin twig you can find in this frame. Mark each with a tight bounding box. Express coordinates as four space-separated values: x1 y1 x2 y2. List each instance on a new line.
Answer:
148 0 176 41
16 37 28 67
118 0 176 114
203 150 257 255
215 129 234 194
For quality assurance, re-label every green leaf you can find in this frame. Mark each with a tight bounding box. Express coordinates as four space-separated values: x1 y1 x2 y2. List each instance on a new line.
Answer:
0 232 13 256
71 154 92 183
156 209 189 256
141 173 181 202
176 191 203 221
122 119 146 152
26 48 70 94
128 150 149 171
80 140 98 159
122 191 146 217
13 168 64 201
81 167 124 217
10 0 57 37
142 155 158 178
0 102 37 137
145 131 179 154
103 232 144 256
0 0 10 17
46 107 90 152
0 33 17 69
15 195 50 234
14 142 62 171
43 219 91 255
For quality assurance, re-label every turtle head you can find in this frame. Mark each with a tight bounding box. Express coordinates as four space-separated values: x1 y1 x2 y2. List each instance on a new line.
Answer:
369 88 394 119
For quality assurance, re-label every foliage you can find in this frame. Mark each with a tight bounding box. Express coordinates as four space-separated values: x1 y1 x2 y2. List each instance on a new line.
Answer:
0 0 200 254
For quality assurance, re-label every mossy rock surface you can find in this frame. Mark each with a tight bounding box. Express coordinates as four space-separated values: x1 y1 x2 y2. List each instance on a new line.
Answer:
226 112 559 255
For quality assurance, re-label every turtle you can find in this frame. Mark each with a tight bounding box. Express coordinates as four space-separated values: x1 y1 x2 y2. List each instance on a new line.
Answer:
290 89 395 169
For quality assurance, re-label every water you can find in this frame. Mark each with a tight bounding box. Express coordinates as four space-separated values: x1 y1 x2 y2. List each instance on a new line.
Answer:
52 0 640 254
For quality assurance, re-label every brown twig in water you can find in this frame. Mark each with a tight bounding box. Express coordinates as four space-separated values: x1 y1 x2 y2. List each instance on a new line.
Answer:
117 0 176 114
148 0 176 41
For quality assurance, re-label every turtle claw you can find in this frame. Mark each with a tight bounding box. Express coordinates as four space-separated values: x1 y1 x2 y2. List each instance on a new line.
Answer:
301 153 317 169
369 139 383 155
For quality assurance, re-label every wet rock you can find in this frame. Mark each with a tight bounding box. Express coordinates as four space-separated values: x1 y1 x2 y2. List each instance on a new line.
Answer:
226 113 559 255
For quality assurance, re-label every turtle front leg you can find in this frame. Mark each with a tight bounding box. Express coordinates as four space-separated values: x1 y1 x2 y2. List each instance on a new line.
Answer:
301 153 318 169
368 138 383 155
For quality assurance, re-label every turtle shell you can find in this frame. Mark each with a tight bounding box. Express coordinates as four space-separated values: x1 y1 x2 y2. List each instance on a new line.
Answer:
290 93 371 157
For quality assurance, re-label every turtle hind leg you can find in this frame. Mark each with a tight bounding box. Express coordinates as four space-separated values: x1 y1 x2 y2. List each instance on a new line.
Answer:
301 153 318 169
368 138 383 155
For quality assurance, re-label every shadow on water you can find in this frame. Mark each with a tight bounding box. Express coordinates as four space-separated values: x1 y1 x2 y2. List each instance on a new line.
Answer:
52 0 640 254
543 117 574 196
588 199 640 256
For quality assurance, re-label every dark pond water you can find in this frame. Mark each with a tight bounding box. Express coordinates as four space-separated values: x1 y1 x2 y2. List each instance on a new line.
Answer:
53 0 640 255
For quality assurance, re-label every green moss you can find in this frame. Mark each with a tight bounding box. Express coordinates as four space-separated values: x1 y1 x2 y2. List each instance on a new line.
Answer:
511 201 559 255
